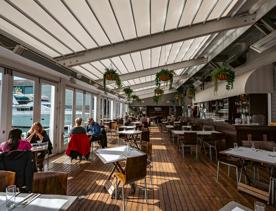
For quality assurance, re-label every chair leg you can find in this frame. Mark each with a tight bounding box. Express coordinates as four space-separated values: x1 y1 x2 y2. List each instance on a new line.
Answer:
182 144 185 158
122 185 125 211
149 166 153 188
216 161 220 182
195 145 198 160
227 165 230 176
209 146 212 161
115 177 118 200
144 177 148 202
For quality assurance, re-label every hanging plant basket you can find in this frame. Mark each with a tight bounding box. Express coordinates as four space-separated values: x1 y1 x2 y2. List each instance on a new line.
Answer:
211 66 235 92
123 87 133 101
155 69 175 89
103 68 122 92
186 86 195 99
131 95 141 103
154 87 164 96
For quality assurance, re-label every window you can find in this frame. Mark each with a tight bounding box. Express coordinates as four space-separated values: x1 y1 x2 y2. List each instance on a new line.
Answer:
12 76 34 133
84 92 91 121
40 83 55 142
76 91 83 120
64 88 73 144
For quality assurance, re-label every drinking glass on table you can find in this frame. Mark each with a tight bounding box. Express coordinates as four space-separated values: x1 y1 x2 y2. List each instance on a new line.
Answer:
251 142 256 151
6 185 16 209
254 201 265 211
233 142 238 150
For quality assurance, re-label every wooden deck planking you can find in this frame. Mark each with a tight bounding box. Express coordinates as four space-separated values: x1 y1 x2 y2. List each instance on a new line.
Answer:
46 127 275 210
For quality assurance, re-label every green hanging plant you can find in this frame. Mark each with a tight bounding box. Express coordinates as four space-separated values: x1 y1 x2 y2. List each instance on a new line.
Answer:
103 68 122 92
123 87 133 101
211 66 235 92
155 69 175 89
154 87 164 96
131 95 141 103
153 95 162 104
186 85 195 99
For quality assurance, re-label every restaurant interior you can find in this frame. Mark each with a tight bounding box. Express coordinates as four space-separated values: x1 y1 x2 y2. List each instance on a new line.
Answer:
1 0 276 210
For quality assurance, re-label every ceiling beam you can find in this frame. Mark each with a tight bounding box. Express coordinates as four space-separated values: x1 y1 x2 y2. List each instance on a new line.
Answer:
56 14 256 66
101 58 207 85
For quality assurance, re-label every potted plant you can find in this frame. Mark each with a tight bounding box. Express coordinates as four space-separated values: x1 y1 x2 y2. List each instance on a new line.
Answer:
186 85 195 99
211 66 235 91
155 69 175 89
153 95 162 104
103 68 122 92
154 87 164 96
123 87 133 101
131 95 141 103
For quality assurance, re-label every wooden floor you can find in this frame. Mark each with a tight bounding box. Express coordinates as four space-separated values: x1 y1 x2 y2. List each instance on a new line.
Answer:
47 127 275 211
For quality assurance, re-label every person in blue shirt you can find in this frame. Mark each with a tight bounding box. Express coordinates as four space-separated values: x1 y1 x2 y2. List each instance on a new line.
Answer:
86 118 106 147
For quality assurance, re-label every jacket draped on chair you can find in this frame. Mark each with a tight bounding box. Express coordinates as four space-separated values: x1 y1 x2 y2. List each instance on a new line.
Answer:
66 134 90 157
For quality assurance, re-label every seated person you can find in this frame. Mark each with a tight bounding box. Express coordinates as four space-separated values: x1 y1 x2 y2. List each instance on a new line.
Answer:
0 128 31 152
27 122 53 171
66 118 90 160
86 118 106 148
70 117 86 135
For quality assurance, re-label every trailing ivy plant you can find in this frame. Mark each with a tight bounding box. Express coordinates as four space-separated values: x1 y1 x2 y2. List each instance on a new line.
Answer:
211 66 235 92
186 85 195 99
155 69 175 89
103 68 122 92
154 87 164 96
123 87 133 101
131 95 141 103
153 95 162 104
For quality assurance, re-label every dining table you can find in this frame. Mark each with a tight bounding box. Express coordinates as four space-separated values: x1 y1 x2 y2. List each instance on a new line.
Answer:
117 130 142 148
31 143 49 171
0 192 77 211
219 201 252 211
119 125 136 130
220 147 276 204
96 145 145 196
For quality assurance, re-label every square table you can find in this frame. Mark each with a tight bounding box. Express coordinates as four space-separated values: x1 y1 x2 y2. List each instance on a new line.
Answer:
96 146 145 196
116 130 142 148
220 147 276 203
0 192 77 211
219 201 252 211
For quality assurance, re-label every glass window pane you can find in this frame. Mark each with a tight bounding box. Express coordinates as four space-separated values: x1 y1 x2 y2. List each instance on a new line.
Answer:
76 90 83 120
40 83 55 143
12 76 34 134
64 89 73 144
84 92 91 121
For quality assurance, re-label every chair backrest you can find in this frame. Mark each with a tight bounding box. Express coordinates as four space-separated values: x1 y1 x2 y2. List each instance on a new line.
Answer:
140 142 152 161
203 125 214 131
0 170 16 192
191 124 202 131
66 134 90 157
32 171 68 195
0 150 33 192
183 132 197 145
125 154 147 184
141 128 150 142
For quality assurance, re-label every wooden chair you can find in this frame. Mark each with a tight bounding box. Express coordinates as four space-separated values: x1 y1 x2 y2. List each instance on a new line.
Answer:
32 171 68 195
179 132 198 159
114 155 148 211
203 133 224 161
0 170 16 192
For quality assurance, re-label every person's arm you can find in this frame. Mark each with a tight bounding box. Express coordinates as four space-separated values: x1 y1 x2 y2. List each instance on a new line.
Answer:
26 131 36 142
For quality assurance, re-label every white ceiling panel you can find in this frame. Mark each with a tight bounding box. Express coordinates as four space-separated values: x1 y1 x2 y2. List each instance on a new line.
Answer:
179 0 203 27
174 39 193 62
72 66 98 80
151 0 168 33
151 47 161 67
165 0 186 30
38 0 96 49
193 0 218 24
167 42 183 64
10 0 83 52
0 1 69 55
141 49 151 69
128 80 135 85
120 54 136 72
110 56 128 74
222 0 239 17
87 0 123 43
159 44 172 66
175 69 183 75
110 0 136 40
90 61 106 74
133 78 140 84
81 64 103 76
208 0 234 20
63 0 110 46
183 37 206 60
131 52 143 71
131 0 150 37
0 18 59 57
134 85 155 92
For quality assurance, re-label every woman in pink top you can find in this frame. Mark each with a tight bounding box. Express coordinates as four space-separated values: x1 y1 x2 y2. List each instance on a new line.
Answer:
0 128 31 152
